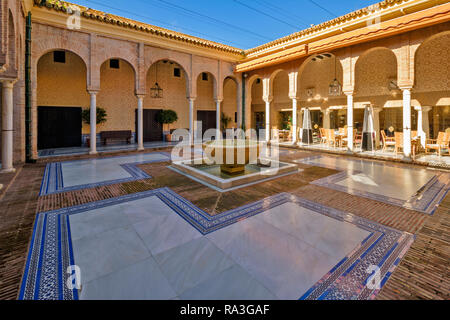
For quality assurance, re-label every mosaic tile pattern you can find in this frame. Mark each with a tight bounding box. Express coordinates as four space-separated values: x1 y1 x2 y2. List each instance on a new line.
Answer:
20 188 414 300
297 155 450 215
39 152 170 196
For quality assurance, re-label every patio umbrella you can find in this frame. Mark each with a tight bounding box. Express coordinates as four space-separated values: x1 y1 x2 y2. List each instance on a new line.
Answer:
362 105 376 151
302 108 313 144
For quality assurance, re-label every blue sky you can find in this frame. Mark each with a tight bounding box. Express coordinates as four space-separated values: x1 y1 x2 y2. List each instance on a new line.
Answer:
71 0 380 49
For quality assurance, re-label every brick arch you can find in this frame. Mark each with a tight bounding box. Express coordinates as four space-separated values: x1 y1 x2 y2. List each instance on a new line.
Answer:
414 31 450 93
354 47 397 97
270 69 290 102
7 9 15 72
298 53 343 78
297 53 344 103
97 56 138 91
33 38 89 71
146 59 190 98
145 55 191 82
35 49 88 78
193 70 218 100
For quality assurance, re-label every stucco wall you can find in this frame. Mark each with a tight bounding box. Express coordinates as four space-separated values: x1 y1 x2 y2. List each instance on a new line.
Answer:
144 61 189 129
222 78 238 128
37 51 90 128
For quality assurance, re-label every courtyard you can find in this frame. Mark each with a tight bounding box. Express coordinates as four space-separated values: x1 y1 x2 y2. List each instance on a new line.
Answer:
0 0 449 304
0 146 448 300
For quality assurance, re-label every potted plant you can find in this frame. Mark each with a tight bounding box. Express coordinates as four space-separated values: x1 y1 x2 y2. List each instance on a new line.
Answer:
81 107 107 147
221 112 232 138
156 109 178 142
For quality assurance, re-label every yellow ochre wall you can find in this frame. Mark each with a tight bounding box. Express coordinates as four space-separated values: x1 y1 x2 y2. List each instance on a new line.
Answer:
37 51 90 133
37 54 239 135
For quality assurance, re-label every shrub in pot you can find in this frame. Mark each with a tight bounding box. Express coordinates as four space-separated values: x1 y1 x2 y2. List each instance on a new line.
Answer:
81 107 107 147
156 109 178 142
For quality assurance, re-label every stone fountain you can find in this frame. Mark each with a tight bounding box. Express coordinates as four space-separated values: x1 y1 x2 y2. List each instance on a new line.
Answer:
170 139 299 191
202 139 260 175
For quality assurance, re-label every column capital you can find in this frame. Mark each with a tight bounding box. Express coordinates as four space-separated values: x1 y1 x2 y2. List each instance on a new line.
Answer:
289 95 299 100
188 96 196 102
399 85 413 92
373 106 383 113
0 79 18 87
136 94 146 100
262 96 273 103
320 107 331 114
88 90 100 95
343 90 354 96
215 99 223 104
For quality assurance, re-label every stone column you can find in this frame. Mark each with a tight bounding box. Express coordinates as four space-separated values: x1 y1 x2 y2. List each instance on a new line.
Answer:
188 97 195 145
263 98 272 142
415 106 432 149
298 108 303 142
1 80 16 173
373 107 382 148
136 95 145 150
291 98 298 143
322 108 331 129
345 92 354 152
89 91 98 155
215 99 222 140
402 88 412 158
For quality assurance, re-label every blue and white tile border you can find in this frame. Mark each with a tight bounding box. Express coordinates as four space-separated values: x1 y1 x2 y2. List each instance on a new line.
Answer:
39 152 171 196
20 187 414 300
296 155 450 215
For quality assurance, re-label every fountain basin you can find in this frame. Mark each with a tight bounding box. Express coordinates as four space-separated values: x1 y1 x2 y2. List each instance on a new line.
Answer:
170 159 299 192
202 140 261 175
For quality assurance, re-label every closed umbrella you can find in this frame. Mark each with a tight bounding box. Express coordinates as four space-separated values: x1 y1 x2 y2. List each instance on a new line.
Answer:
362 105 376 151
302 108 313 144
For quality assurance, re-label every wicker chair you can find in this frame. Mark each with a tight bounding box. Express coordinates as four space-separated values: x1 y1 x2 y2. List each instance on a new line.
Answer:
381 130 396 152
319 128 327 144
394 132 403 155
341 129 357 148
328 129 339 148
425 132 449 156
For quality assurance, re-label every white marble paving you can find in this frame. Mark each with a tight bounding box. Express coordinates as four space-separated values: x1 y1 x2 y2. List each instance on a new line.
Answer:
70 193 370 300
206 208 366 300
303 156 436 201
154 238 235 295
62 153 168 187
79 258 177 300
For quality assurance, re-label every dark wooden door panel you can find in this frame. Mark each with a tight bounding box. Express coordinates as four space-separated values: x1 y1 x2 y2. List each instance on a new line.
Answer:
136 109 163 142
197 110 216 135
38 107 82 149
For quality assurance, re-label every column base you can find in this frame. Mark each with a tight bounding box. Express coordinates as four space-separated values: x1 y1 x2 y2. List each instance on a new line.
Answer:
0 167 16 174
89 151 98 155
402 155 413 162
137 147 145 151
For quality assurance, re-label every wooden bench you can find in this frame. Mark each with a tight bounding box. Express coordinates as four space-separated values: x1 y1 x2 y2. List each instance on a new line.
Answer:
100 131 132 145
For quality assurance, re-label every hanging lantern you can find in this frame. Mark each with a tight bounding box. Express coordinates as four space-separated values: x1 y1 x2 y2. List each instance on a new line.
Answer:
329 78 342 96
151 82 163 99
151 63 163 99
329 55 342 96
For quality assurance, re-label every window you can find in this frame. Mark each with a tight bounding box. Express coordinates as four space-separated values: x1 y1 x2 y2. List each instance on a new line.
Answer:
235 112 237 123
256 78 261 84
174 68 181 78
202 72 208 81
53 51 66 63
110 59 120 69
